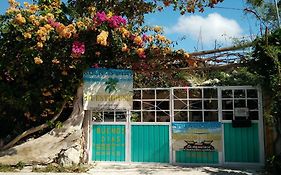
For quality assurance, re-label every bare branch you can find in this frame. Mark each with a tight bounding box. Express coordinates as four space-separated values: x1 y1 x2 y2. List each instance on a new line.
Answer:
2 101 67 150
190 42 253 56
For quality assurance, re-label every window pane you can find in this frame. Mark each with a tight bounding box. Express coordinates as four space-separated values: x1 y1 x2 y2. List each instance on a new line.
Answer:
156 101 169 110
222 90 233 98
156 90 170 99
204 111 218 121
189 111 203 121
142 90 155 99
116 112 126 122
249 111 259 120
156 111 170 122
133 101 141 110
174 100 187 109
247 100 258 109
143 111 155 122
174 111 188 121
222 111 233 120
174 89 187 98
204 88 217 98
189 89 202 98
133 90 141 99
142 101 155 110
234 89 245 98
234 100 246 108
247 89 258 98
204 100 218 109
222 100 233 109
131 111 141 122
189 100 202 109
104 112 114 122
92 112 103 122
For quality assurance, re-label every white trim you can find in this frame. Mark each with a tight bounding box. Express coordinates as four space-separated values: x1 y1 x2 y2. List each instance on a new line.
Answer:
92 122 127 125
89 111 93 163
130 122 170 125
258 87 265 165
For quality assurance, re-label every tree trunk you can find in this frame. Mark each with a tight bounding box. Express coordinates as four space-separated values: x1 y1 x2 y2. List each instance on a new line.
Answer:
0 86 85 165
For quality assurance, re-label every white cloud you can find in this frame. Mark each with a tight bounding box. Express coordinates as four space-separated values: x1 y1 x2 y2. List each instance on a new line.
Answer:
167 13 243 45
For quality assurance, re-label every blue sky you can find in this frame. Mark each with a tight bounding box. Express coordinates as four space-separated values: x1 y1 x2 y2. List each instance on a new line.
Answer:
0 0 260 52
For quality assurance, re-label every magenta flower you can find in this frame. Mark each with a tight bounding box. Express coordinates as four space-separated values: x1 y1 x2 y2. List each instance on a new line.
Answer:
142 34 148 41
72 41 85 57
108 16 127 28
95 11 107 24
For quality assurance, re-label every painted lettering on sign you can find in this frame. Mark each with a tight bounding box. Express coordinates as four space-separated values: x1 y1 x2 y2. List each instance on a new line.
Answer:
83 68 133 110
92 125 125 161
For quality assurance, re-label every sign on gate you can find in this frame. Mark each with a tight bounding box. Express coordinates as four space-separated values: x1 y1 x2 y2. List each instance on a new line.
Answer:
83 68 133 110
172 122 222 152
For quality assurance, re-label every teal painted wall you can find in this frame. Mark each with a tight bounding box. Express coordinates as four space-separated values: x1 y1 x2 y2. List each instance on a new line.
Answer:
176 150 219 163
131 125 170 163
224 123 260 163
92 125 125 161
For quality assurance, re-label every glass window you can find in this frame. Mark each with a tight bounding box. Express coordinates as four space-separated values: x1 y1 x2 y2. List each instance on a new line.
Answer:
174 100 187 109
234 100 246 108
104 112 114 122
174 111 188 121
156 101 169 110
247 89 258 98
174 89 187 98
249 111 259 120
143 111 155 122
92 112 103 122
142 101 155 110
142 90 155 99
133 90 141 99
247 99 258 109
131 112 141 122
189 89 202 98
189 111 203 121
156 90 170 99
222 100 233 109
204 88 218 98
234 89 246 98
189 100 202 109
204 100 218 109
204 111 218 121
222 90 233 98
116 112 126 122
133 101 141 110
222 111 233 120
156 111 170 122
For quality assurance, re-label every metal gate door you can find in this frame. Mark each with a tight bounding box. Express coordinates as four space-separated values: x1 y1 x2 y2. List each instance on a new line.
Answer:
91 111 128 162
131 125 170 163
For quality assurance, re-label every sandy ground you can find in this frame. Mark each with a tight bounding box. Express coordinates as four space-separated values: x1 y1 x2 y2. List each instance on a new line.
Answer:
0 162 266 175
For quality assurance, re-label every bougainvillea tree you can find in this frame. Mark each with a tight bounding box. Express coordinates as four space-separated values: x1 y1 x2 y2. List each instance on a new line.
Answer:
0 0 223 164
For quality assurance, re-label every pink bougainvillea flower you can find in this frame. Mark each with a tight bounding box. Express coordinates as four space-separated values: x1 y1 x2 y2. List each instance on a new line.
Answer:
71 41 85 58
91 63 99 68
95 11 107 25
108 15 127 28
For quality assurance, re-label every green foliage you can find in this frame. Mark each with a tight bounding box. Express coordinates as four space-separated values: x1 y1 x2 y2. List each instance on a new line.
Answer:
32 163 91 173
266 154 281 174
248 28 281 170
0 162 25 172
246 0 281 30
0 164 17 172
208 67 262 86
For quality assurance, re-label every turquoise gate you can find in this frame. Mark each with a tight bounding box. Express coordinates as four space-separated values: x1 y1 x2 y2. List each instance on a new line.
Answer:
131 125 170 163
89 86 264 165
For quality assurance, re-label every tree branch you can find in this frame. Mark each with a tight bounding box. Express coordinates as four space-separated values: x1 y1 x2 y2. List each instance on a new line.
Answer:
190 42 253 56
2 101 67 150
